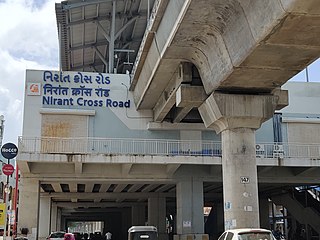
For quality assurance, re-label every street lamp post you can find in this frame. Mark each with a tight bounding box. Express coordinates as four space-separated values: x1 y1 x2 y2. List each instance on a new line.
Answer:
1 143 18 239
3 181 10 239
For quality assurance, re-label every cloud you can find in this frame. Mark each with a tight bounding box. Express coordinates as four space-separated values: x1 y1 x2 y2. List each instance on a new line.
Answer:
0 0 60 144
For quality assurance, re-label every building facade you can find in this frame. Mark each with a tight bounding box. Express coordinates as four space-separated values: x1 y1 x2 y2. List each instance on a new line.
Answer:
16 69 320 240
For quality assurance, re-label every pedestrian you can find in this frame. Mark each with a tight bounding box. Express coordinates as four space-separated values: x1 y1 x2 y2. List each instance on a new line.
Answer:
273 226 283 240
105 232 112 240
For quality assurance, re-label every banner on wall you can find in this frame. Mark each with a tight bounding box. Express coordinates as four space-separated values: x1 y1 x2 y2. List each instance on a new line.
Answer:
27 70 131 109
0 203 6 226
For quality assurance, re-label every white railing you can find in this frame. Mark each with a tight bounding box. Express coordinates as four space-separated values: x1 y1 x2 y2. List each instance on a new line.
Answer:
18 137 222 156
18 137 320 159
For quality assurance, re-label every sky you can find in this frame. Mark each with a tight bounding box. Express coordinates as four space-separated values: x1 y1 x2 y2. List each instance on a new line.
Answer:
0 0 319 146
0 0 61 145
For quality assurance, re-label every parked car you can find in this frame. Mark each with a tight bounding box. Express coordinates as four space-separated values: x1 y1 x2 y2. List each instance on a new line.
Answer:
128 226 158 240
47 231 66 240
72 232 82 240
217 228 276 240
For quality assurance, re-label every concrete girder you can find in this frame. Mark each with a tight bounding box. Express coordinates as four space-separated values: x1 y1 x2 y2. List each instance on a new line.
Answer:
41 192 174 199
173 85 207 123
17 161 31 173
166 164 180 176
85 182 95 192
75 162 82 174
122 163 133 175
113 184 128 192
141 184 161 192
153 62 192 122
131 0 320 110
127 184 145 192
99 183 111 192
69 182 77 192
51 183 62 192
55 202 146 208
198 92 288 133
291 167 318 176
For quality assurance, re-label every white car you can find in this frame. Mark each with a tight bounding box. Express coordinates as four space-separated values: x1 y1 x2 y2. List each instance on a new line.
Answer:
217 228 276 240
46 231 66 240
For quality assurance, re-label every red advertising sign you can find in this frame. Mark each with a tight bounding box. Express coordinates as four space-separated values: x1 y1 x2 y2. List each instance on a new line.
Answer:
2 164 14 175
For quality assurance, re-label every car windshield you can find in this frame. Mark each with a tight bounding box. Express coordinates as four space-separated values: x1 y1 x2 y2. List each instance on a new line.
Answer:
238 232 273 240
50 232 65 238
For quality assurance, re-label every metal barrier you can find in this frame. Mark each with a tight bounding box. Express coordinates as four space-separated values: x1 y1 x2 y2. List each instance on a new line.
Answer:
18 137 222 156
18 137 320 159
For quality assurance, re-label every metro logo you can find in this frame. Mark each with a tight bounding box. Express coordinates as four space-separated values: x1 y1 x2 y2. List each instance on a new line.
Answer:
1 143 18 159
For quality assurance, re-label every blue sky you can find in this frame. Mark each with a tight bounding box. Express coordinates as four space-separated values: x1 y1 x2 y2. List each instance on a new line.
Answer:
0 0 319 145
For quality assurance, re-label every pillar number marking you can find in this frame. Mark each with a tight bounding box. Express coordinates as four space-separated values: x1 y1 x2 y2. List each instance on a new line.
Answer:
240 176 250 184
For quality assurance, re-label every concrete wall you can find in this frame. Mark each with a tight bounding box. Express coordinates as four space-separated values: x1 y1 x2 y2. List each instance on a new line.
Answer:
24 70 184 140
25 71 320 146
281 82 320 144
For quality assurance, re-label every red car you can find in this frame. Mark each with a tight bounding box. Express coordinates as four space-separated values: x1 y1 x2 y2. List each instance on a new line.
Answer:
64 233 75 240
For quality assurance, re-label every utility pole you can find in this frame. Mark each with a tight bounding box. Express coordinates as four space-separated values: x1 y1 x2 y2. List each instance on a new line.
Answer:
0 115 4 147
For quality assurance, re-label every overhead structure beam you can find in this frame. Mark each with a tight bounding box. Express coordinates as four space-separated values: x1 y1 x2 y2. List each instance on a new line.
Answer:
93 46 109 68
115 16 140 40
127 184 145 192
85 182 95 193
42 192 175 199
69 183 77 193
51 183 62 193
166 164 180 176
75 162 82 174
17 162 30 173
173 85 207 123
95 21 111 42
153 62 192 122
62 0 113 10
99 184 111 193
122 164 133 175
113 184 127 193
55 202 146 208
108 0 116 73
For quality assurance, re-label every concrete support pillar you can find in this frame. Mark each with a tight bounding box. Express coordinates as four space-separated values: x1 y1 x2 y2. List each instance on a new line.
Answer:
175 178 208 240
148 197 167 240
18 177 40 240
221 128 259 228
259 197 270 229
50 204 58 232
199 92 287 230
132 205 146 226
215 202 224 237
39 196 51 239
58 208 63 231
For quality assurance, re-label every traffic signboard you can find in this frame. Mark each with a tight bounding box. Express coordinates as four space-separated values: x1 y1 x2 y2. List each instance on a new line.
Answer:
2 164 14 176
1 142 18 159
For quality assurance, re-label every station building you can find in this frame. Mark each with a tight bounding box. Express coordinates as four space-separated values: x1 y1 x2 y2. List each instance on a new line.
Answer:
17 70 320 240
16 1 320 240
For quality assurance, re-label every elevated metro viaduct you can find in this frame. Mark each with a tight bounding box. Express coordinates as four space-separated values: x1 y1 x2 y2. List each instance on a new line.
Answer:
131 0 320 235
16 1 320 240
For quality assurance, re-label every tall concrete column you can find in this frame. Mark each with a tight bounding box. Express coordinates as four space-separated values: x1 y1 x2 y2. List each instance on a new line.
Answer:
199 92 287 229
259 197 270 229
51 203 58 232
132 205 146 226
39 196 51 239
18 177 40 240
221 128 259 228
148 197 167 240
58 208 63 231
175 178 207 240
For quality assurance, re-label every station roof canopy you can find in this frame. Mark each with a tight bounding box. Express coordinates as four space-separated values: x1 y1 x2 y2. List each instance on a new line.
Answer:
55 0 155 74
